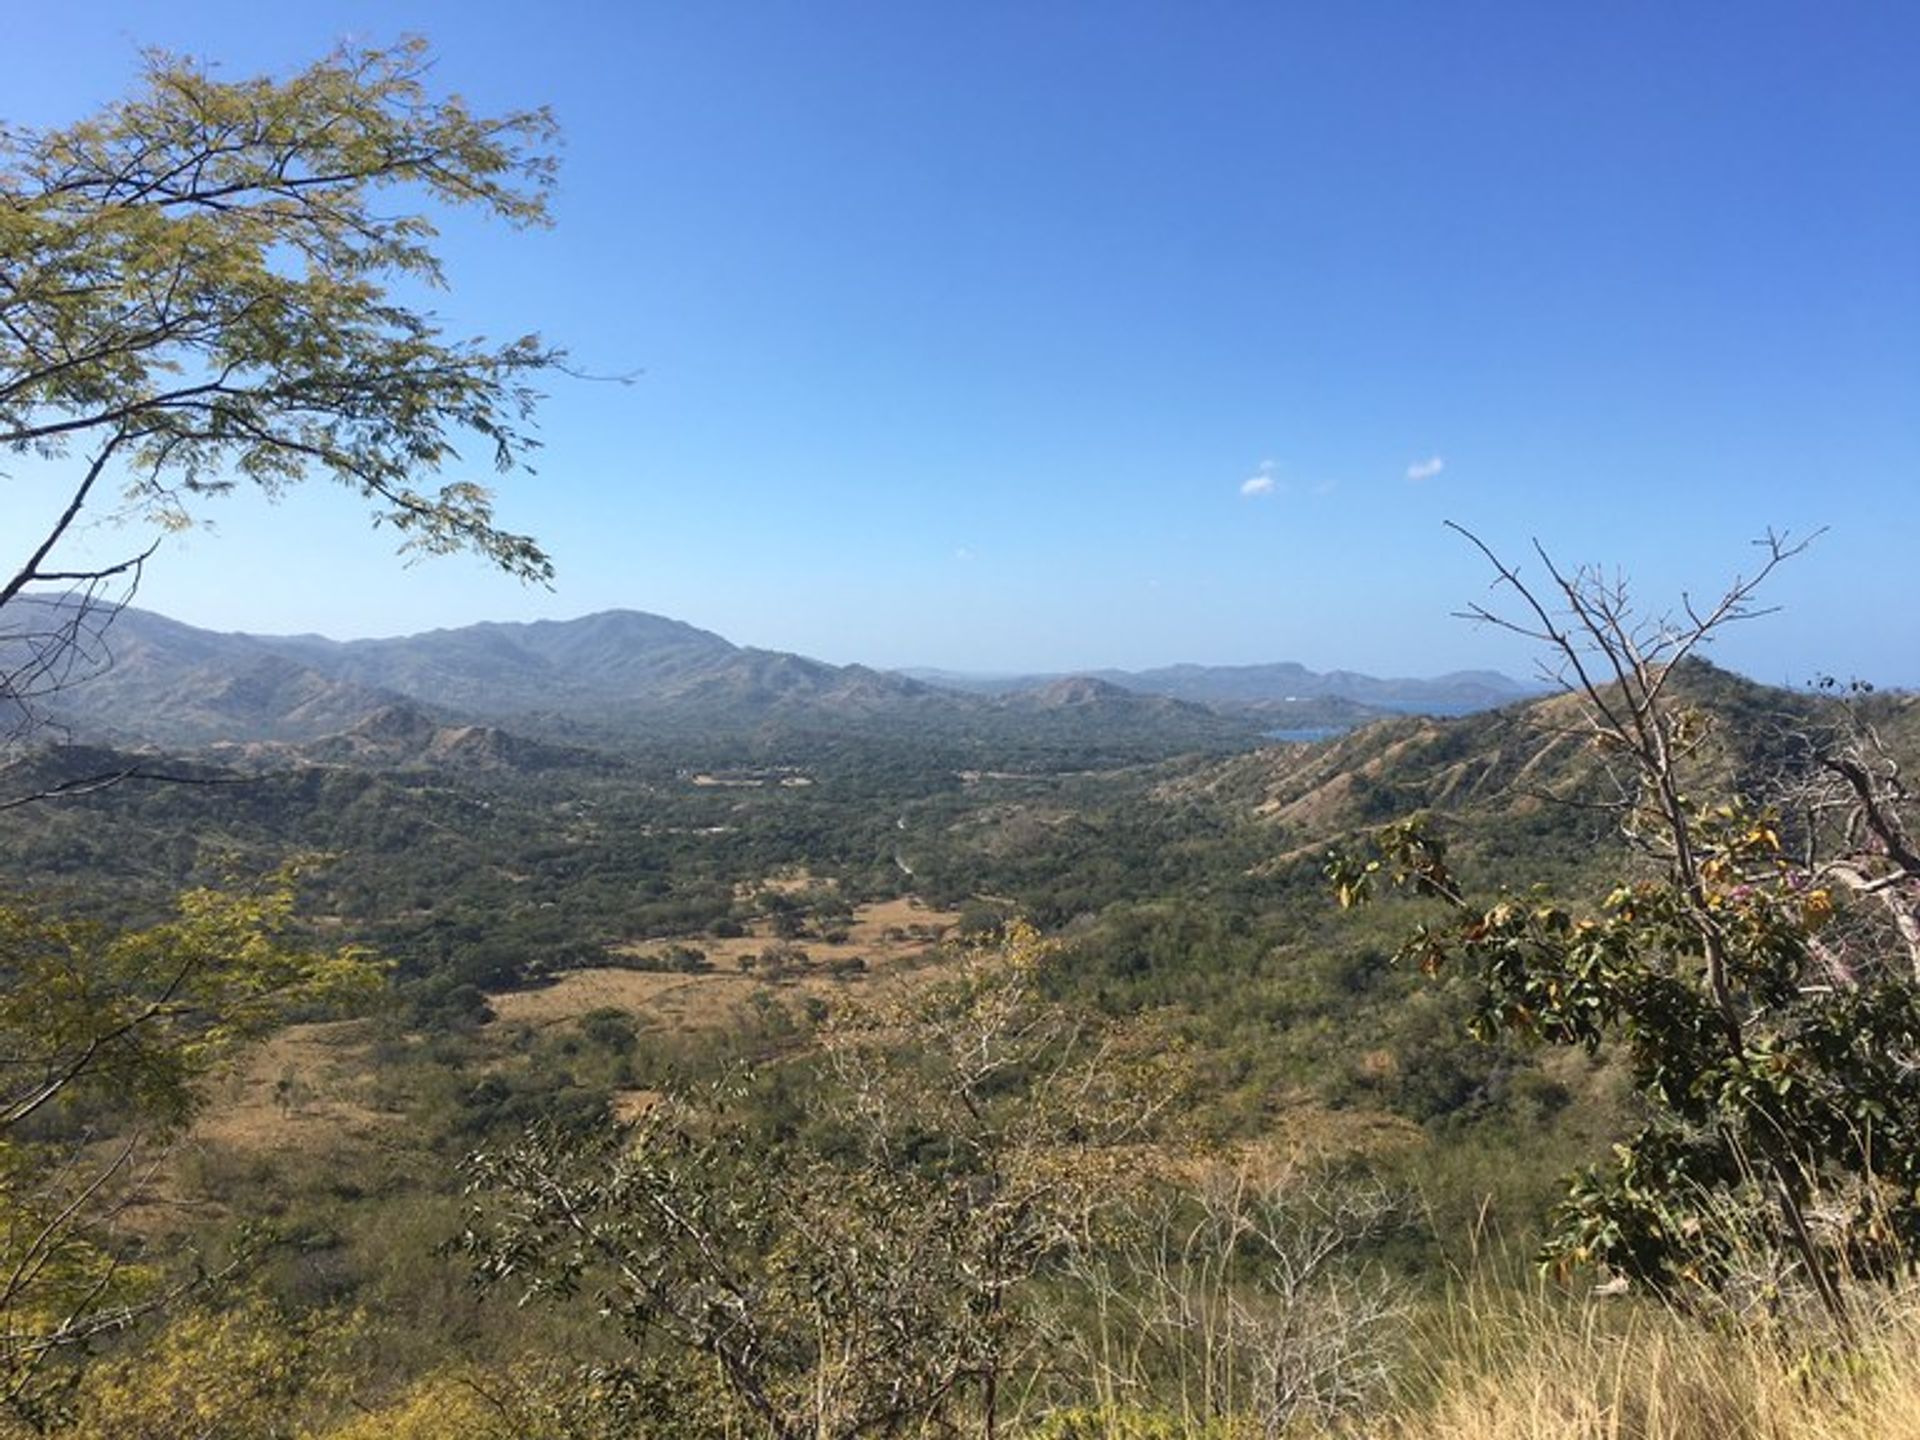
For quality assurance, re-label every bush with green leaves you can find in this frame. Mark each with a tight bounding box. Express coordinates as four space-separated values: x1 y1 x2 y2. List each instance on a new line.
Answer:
458 924 1164 1439
1330 530 1920 1324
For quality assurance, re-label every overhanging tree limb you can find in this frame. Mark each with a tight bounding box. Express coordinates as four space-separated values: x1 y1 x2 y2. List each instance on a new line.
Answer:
2 37 567 749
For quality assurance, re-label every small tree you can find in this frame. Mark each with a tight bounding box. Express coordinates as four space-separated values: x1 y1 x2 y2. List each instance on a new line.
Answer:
0 868 379 1411
459 924 1161 1439
1330 528 1920 1324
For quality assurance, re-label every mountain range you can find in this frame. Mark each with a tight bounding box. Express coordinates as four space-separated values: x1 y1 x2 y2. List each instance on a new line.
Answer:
8 601 1533 752
902 661 1529 715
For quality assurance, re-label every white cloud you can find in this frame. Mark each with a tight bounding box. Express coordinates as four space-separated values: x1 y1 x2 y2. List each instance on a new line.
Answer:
954 545 975 562
1240 458 1281 497
1406 455 1445 482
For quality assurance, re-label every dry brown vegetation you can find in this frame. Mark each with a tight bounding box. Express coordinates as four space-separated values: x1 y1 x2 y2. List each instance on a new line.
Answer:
495 894 963 1027
192 1021 396 1157
180 894 964 1173
1366 1281 1920 1440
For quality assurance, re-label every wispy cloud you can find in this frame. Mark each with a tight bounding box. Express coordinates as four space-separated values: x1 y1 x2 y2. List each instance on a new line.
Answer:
1406 455 1445 483
953 545 975 562
1240 459 1280 497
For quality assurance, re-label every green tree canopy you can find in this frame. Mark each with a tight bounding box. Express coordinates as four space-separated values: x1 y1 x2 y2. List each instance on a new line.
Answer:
1 38 564 740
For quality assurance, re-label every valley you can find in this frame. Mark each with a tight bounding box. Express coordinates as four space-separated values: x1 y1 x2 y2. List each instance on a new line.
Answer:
3 600 1915 1440
6 17 1913 1435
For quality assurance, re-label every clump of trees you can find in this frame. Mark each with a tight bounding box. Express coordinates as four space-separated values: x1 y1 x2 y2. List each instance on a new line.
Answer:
458 924 1142 1439
455 923 1412 1437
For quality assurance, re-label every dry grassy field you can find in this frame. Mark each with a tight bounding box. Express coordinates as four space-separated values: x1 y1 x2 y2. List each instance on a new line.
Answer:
194 1020 396 1156
491 894 962 1029
181 892 965 1173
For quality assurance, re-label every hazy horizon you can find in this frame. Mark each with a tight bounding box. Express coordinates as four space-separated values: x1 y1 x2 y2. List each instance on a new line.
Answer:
109 597 1867 697
11 3 1915 687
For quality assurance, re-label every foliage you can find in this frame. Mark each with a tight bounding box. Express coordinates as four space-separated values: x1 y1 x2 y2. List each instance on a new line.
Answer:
1 37 563 756
458 923 1164 1440
1330 531 1920 1320
42 1296 360 1440
0 868 379 1411
0 37 559 571
0 865 378 1128
0 34 573 1406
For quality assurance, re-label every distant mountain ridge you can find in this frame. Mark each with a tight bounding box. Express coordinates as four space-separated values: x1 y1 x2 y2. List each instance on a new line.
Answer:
14 606 951 747
10 602 1531 752
900 659 1533 715
0 602 411 748
263 611 745 714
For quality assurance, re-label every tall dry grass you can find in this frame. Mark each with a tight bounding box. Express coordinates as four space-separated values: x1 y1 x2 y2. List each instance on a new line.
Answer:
1370 1279 1920 1440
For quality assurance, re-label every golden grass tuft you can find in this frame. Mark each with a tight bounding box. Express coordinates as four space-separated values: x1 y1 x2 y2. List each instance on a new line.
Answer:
1372 1281 1920 1440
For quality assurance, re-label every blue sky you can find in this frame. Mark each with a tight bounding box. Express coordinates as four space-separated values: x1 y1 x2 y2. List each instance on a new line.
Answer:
8 3 1916 683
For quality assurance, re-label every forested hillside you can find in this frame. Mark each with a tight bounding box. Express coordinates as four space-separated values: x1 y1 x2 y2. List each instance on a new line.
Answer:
6 618 1914 1433
14 603 1426 753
